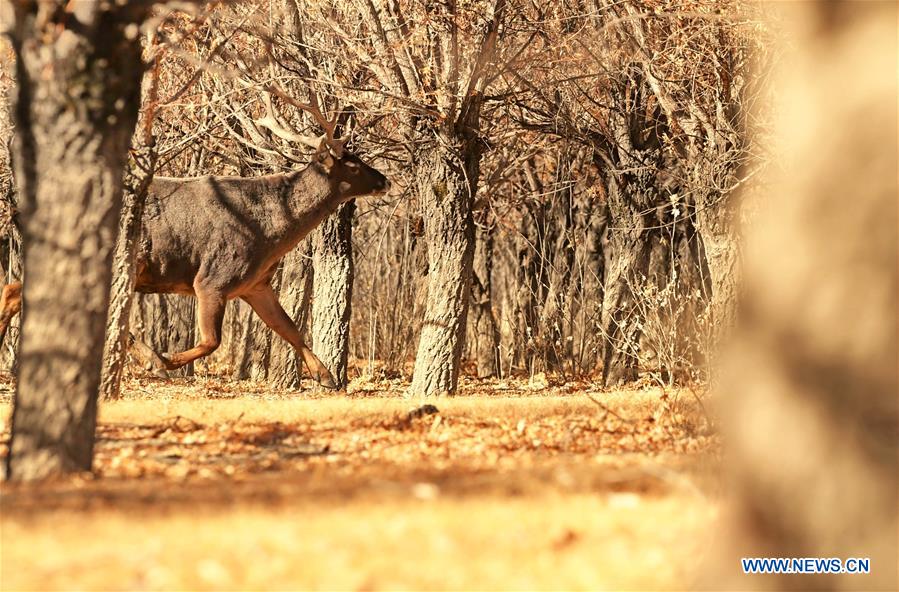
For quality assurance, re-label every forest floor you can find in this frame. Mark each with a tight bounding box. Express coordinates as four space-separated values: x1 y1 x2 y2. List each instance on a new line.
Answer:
0 372 723 591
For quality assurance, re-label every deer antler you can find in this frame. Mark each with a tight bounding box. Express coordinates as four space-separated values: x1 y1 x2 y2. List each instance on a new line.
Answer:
257 91 322 151
263 84 347 158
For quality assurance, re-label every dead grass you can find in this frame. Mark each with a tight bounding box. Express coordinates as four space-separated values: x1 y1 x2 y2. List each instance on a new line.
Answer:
2 493 717 591
0 375 720 591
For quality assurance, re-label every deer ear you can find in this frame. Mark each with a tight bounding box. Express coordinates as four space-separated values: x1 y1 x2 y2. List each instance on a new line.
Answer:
329 138 348 159
316 139 335 171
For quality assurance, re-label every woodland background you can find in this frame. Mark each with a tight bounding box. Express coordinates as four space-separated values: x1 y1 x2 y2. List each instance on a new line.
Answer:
0 1 895 590
0 0 774 394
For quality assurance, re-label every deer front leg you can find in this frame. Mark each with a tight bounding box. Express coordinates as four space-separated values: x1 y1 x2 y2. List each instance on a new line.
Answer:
161 288 226 370
240 284 337 390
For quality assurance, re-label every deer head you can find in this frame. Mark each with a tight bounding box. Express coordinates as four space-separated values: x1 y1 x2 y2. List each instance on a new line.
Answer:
312 138 390 200
259 85 390 200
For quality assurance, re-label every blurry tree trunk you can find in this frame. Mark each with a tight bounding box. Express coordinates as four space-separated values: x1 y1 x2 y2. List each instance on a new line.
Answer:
408 129 481 397
312 201 355 390
719 4 897 588
5 2 147 480
471 214 498 378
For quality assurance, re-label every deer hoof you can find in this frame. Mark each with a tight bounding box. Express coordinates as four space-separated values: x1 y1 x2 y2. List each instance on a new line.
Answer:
151 366 170 379
159 354 181 372
316 370 338 390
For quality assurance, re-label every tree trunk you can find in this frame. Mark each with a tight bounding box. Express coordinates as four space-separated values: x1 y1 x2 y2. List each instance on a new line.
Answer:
227 298 268 381
311 201 355 390
100 45 161 399
513 209 543 373
1 88 22 370
267 245 313 388
599 180 653 387
719 5 897 587
540 164 575 373
471 215 498 378
408 134 480 397
694 202 739 335
100 186 148 396
5 3 146 480
0 186 21 371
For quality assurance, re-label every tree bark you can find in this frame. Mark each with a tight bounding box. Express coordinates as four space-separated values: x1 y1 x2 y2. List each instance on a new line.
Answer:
100 185 148 395
539 162 575 373
220 242 312 387
226 297 268 381
408 132 480 397
591 75 671 386
133 293 196 378
1 80 22 370
311 201 355 390
694 202 739 336
513 208 543 373
599 181 653 387
100 43 161 399
5 3 147 480
0 176 21 371
471 214 498 378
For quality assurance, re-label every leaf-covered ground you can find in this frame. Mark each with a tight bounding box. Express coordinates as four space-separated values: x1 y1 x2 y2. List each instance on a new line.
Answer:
0 374 722 590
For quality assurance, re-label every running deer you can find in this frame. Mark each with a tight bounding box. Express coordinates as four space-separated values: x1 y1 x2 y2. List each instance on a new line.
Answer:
1 90 390 388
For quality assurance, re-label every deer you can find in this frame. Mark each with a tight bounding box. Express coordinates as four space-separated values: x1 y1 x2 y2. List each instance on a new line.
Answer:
1 89 390 389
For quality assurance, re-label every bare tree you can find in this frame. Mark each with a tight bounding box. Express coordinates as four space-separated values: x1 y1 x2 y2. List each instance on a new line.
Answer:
100 37 164 399
4 1 154 479
618 2 766 334
293 0 512 396
505 1 767 384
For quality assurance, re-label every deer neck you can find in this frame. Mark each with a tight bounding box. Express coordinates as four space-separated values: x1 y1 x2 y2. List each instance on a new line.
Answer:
275 166 344 245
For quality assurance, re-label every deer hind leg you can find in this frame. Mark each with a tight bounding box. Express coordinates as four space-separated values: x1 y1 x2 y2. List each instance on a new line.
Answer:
161 288 226 371
240 284 337 390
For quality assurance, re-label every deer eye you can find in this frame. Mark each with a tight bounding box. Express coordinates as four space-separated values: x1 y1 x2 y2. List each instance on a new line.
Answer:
346 162 360 171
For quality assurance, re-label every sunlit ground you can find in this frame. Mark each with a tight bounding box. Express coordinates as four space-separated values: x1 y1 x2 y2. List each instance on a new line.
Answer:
0 374 721 591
